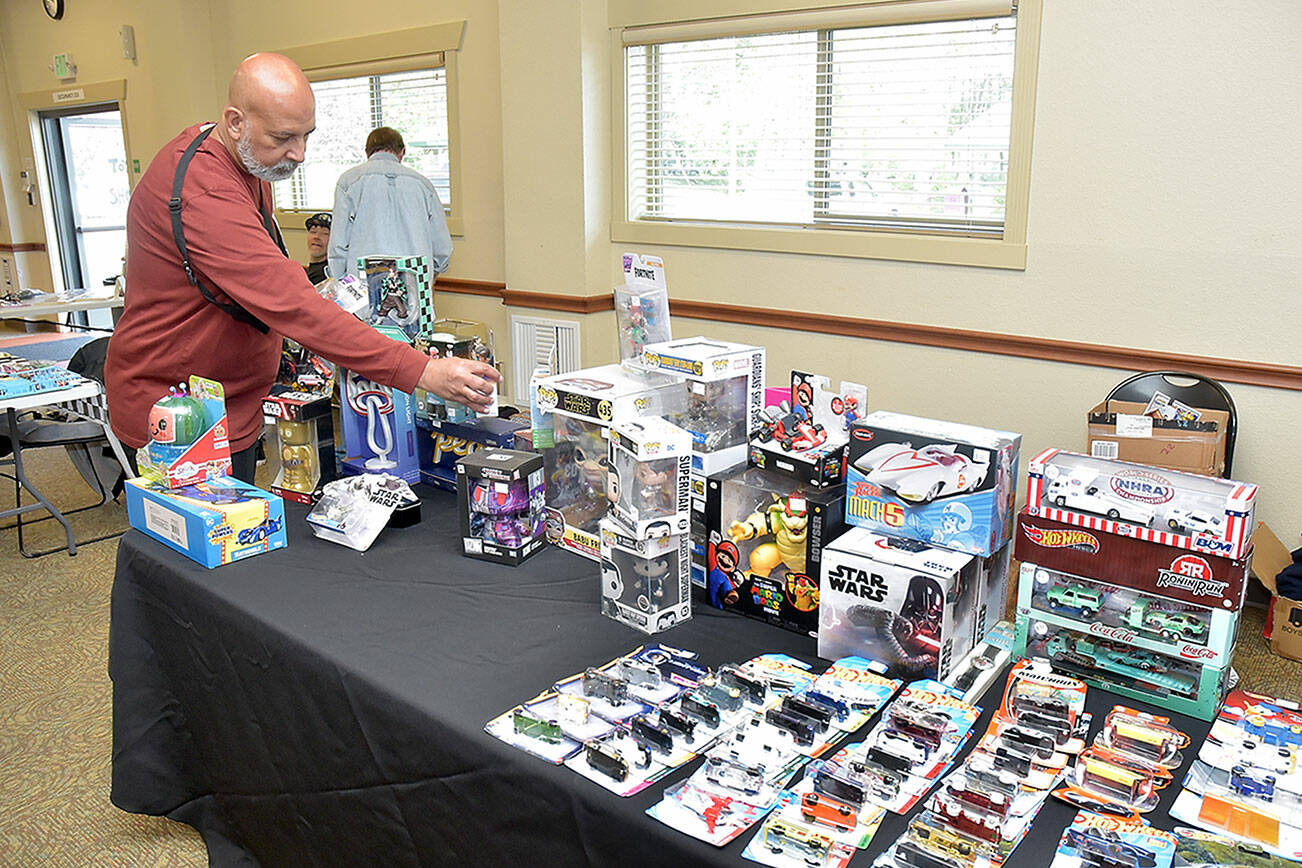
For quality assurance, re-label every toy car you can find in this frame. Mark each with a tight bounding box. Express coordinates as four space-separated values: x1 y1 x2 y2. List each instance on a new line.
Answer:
765 707 816 746
1045 472 1155 525
761 818 832 866
1065 827 1156 867
877 728 931 765
812 765 867 807
932 796 1002 843
1229 764 1277 800
1046 582 1104 618
704 756 764 796
889 700 951 748
1164 506 1224 535
758 404 827 453
801 791 858 833
680 692 722 728
853 442 990 504
617 657 663 689
582 668 630 704
895 839 968 868
584 739 629 781
1136 607 1208 641
512 708 562 744
909 819 977 861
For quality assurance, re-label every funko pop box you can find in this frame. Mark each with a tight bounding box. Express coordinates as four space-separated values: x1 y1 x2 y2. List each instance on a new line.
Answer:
700 464 845 636
600 518 691 635
844 411 1021 558
817 527 982 681
607 416 692 539
125 476 286 569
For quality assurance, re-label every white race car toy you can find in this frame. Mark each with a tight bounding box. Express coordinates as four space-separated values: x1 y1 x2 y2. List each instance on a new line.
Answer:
853 443 990 503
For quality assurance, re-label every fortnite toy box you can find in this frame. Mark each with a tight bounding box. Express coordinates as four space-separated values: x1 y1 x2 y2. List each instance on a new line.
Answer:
125 476 286 568
818 527 981 681
700 464 845 636
843 411 1021 557
1025 448 1257 561
1087 399 1230 478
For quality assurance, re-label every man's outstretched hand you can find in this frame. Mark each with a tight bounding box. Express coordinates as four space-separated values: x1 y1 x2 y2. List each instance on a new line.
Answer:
418 356 502 413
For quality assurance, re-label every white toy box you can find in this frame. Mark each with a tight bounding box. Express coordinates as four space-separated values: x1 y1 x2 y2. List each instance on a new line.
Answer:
607 416 692 539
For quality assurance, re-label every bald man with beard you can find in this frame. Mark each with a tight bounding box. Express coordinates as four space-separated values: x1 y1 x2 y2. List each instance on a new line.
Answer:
106 53 498 483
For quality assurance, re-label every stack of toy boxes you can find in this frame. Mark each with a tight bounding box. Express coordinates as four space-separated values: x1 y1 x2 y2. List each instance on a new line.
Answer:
748 370 862 488
457 448 546 566
261 390 337 504
599 417 693 634
532 364 685 560
1015 447 1257 720
699 465 846 636
638 337 766 588
823 411 1022 679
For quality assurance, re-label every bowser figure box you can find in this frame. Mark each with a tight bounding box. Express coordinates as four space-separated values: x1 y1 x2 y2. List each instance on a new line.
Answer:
125 475 286 568
844 411 1021 557
817 527 980 681
700 464 845 636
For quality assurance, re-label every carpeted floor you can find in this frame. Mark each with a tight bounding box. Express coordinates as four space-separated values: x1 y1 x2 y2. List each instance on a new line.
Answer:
1 448 1299 865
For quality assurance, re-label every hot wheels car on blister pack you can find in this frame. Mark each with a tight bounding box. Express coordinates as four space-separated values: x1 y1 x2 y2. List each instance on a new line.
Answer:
1099 706 1189 769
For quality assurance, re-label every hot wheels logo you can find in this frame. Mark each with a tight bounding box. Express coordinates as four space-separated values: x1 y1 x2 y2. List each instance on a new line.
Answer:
1020 524 1100 553
1108 469 1175 505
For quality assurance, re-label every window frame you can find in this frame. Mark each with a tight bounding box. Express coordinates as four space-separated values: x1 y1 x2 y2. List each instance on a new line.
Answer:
276 22 466 237
610 0 1041 269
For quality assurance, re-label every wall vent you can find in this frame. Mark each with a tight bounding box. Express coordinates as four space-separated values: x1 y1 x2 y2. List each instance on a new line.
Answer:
510 315 581 404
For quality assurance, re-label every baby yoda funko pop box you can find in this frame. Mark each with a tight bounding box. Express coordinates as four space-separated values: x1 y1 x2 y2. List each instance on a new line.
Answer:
700 464 845 636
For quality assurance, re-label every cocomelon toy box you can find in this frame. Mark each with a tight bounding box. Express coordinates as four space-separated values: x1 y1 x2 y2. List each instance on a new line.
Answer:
700 464 845 636
818 527 980 681
136 375 232 489
844 411 1020 558
125 475 286 568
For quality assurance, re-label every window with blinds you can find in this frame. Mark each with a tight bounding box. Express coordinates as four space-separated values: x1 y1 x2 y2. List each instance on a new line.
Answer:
273 68 450 213
625 12 1017 238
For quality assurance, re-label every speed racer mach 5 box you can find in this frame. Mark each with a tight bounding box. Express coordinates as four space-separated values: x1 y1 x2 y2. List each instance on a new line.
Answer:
844 411 1021 557
817 527 980 680
1014 511 1250 611
701 465 845 636
125 476 286 568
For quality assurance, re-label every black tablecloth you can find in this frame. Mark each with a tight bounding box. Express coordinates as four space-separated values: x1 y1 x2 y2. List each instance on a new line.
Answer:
109 486 1211 867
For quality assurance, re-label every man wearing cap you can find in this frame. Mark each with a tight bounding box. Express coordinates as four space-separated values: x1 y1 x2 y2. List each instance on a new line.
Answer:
303 212 331 283
328 126 452 281
106 54 498 483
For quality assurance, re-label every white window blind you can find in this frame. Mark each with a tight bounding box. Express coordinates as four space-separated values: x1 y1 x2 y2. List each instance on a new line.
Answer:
625 11 1016 237
274 68 450 212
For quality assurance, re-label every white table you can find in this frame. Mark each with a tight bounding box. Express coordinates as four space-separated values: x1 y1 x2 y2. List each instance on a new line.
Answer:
1 374 133 556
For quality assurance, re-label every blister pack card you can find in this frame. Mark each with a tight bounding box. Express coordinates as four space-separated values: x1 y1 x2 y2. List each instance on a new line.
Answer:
807 656 904 735
1048 811 1178 868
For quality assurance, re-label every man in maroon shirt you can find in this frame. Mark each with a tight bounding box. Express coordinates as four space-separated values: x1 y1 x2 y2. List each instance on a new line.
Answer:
106 53 498 483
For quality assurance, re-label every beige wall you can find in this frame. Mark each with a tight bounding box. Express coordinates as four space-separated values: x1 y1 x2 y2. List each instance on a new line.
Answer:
0 1 1296 535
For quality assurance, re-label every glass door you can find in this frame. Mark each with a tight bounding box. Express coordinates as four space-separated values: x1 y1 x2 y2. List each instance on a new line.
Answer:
39 105 130 330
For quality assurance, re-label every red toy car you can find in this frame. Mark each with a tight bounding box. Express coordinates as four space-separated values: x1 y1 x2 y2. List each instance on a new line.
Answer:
760 403 827 452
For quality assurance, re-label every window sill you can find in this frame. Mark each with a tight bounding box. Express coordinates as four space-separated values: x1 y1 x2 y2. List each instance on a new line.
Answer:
610 219 1026 270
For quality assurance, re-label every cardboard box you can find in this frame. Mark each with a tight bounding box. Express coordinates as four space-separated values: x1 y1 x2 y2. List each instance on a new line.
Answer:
701 465 845 636
600 518 691 634
417 416 529 491
844 411 1021 557
1025 448 1257 561
125 476 286 568
818 527 980 680
340 325 421 484
1252 522 1302 662
748 371 860 489
137 375 233 488
1087 399 1229 477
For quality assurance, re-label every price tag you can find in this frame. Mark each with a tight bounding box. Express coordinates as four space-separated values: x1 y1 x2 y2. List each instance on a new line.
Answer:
1114 413 1153 438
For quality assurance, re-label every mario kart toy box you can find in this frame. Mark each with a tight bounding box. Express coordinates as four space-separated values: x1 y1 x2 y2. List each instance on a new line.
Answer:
125 476 286 569
748 370 863 488
844 411 1021 557
700 464 845 636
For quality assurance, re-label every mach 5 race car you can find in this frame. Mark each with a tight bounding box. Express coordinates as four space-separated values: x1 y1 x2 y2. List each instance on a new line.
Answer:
852 443 989 503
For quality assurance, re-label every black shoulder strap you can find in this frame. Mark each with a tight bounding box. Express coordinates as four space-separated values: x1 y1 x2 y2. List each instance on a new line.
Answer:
169 124 270 334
